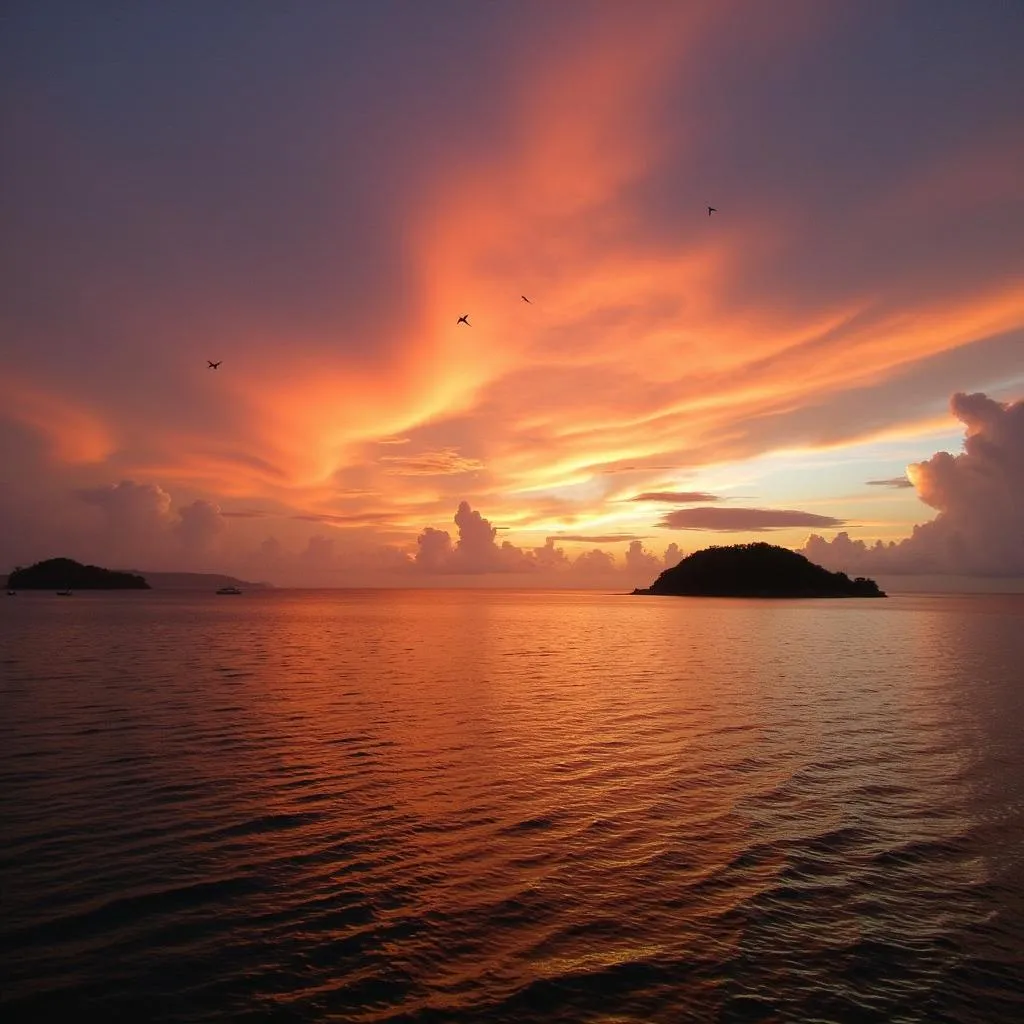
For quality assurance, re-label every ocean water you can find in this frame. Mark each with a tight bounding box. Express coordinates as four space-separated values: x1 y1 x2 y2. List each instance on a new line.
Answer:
2 588 1023 1023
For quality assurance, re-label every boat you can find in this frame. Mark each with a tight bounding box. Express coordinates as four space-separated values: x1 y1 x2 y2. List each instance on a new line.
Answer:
215 586 242 595
6 590 15 596
56 590 72 596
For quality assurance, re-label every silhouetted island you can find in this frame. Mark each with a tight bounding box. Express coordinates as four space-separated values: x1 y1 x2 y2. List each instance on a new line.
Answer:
633 543 885 598
7 558 150 590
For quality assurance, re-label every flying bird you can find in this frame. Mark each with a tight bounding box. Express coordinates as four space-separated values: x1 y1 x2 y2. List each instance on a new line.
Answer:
707 206 717 216
457 314 471 326
521 295 531 303
207 360 221 369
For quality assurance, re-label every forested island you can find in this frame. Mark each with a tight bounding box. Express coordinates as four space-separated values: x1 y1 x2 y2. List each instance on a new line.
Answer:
633 543 885 598
6 558 150 590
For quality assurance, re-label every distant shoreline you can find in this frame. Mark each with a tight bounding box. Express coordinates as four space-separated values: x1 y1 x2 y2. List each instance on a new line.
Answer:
3 571 1023 595
2 561 271 592
132 571 273 591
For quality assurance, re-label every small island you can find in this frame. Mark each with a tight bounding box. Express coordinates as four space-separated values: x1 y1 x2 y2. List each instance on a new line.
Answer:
6 558 150 590
633 542 885 598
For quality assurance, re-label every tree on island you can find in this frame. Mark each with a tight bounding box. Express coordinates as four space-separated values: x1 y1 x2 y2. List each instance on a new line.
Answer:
7 558 150 590
633 542 885 598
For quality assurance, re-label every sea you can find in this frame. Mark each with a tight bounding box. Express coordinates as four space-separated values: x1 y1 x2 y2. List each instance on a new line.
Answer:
2 588 1022 1022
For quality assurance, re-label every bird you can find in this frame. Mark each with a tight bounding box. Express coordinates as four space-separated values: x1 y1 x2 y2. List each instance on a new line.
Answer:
521 295 531 303
457 314 471 326
207 360 221 369
707 206 717 216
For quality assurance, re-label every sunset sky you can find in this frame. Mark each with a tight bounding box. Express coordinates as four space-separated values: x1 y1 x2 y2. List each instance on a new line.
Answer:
2 1 1022 586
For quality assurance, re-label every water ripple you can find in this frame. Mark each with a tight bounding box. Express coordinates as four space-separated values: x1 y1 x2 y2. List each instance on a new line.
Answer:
1 589 1023 1022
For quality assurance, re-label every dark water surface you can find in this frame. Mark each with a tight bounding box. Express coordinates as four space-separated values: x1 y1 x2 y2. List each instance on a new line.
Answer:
2 589 1023 1022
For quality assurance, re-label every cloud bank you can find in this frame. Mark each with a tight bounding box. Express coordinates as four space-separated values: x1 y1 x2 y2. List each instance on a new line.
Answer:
3 390 1021 586
69 481 229 568
410 501 668 583
805 393 1024 576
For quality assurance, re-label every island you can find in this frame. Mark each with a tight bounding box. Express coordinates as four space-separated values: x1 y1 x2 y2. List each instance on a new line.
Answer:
632 542 885 598
6 558 150 590
139 572 271 591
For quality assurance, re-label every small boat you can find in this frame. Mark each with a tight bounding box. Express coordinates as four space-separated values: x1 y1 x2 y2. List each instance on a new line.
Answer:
56 590 72 596
215 586 242 595
6 590 15 596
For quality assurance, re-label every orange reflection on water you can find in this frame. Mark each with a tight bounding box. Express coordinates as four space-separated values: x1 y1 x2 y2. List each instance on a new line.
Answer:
4 589 1013 1020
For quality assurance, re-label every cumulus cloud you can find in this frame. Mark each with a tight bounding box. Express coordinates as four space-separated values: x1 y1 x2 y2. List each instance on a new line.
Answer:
175 499 226 550
78 480 174 532
572 549 618 576
803 531 914 574
300 534 337 565
532 537 571 572
37 480 684 587
414 526 456 572
659 507 846 531
446 500 533 573
260 536 284 561
412 501 672 581
72 480 232 566
628 491 720 503
805 392 1024 576
625 538 662 577
866 477 913 489
415 502 543 575
380 448 484 475
240 529 414 586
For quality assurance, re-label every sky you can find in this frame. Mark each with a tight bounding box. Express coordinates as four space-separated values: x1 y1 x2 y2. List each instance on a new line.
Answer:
1 1 1022 588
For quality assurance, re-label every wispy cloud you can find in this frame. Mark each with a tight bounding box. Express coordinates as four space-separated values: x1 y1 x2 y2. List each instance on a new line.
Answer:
628 491 720 503
547 533 648 544
1 4 1022 583
0 375 113 464
292 512 395 525
866 477 914 489
379 449 484 476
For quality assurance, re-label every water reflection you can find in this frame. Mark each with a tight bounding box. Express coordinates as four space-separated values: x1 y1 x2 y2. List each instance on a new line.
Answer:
1 590 1022 1021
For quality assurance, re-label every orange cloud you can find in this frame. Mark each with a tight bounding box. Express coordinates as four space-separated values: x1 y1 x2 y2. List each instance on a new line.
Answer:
658 507 845 531
3 3 1022 582
0 375 114 464
379 448 484 476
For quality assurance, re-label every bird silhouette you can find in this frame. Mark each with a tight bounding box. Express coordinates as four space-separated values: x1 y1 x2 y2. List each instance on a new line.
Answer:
521 295 531 303
457 315 471 326
207 360 221 369
707 206 717 216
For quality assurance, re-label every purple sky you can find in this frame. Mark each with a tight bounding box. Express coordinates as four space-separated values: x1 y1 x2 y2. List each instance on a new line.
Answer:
2 1 1022 586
